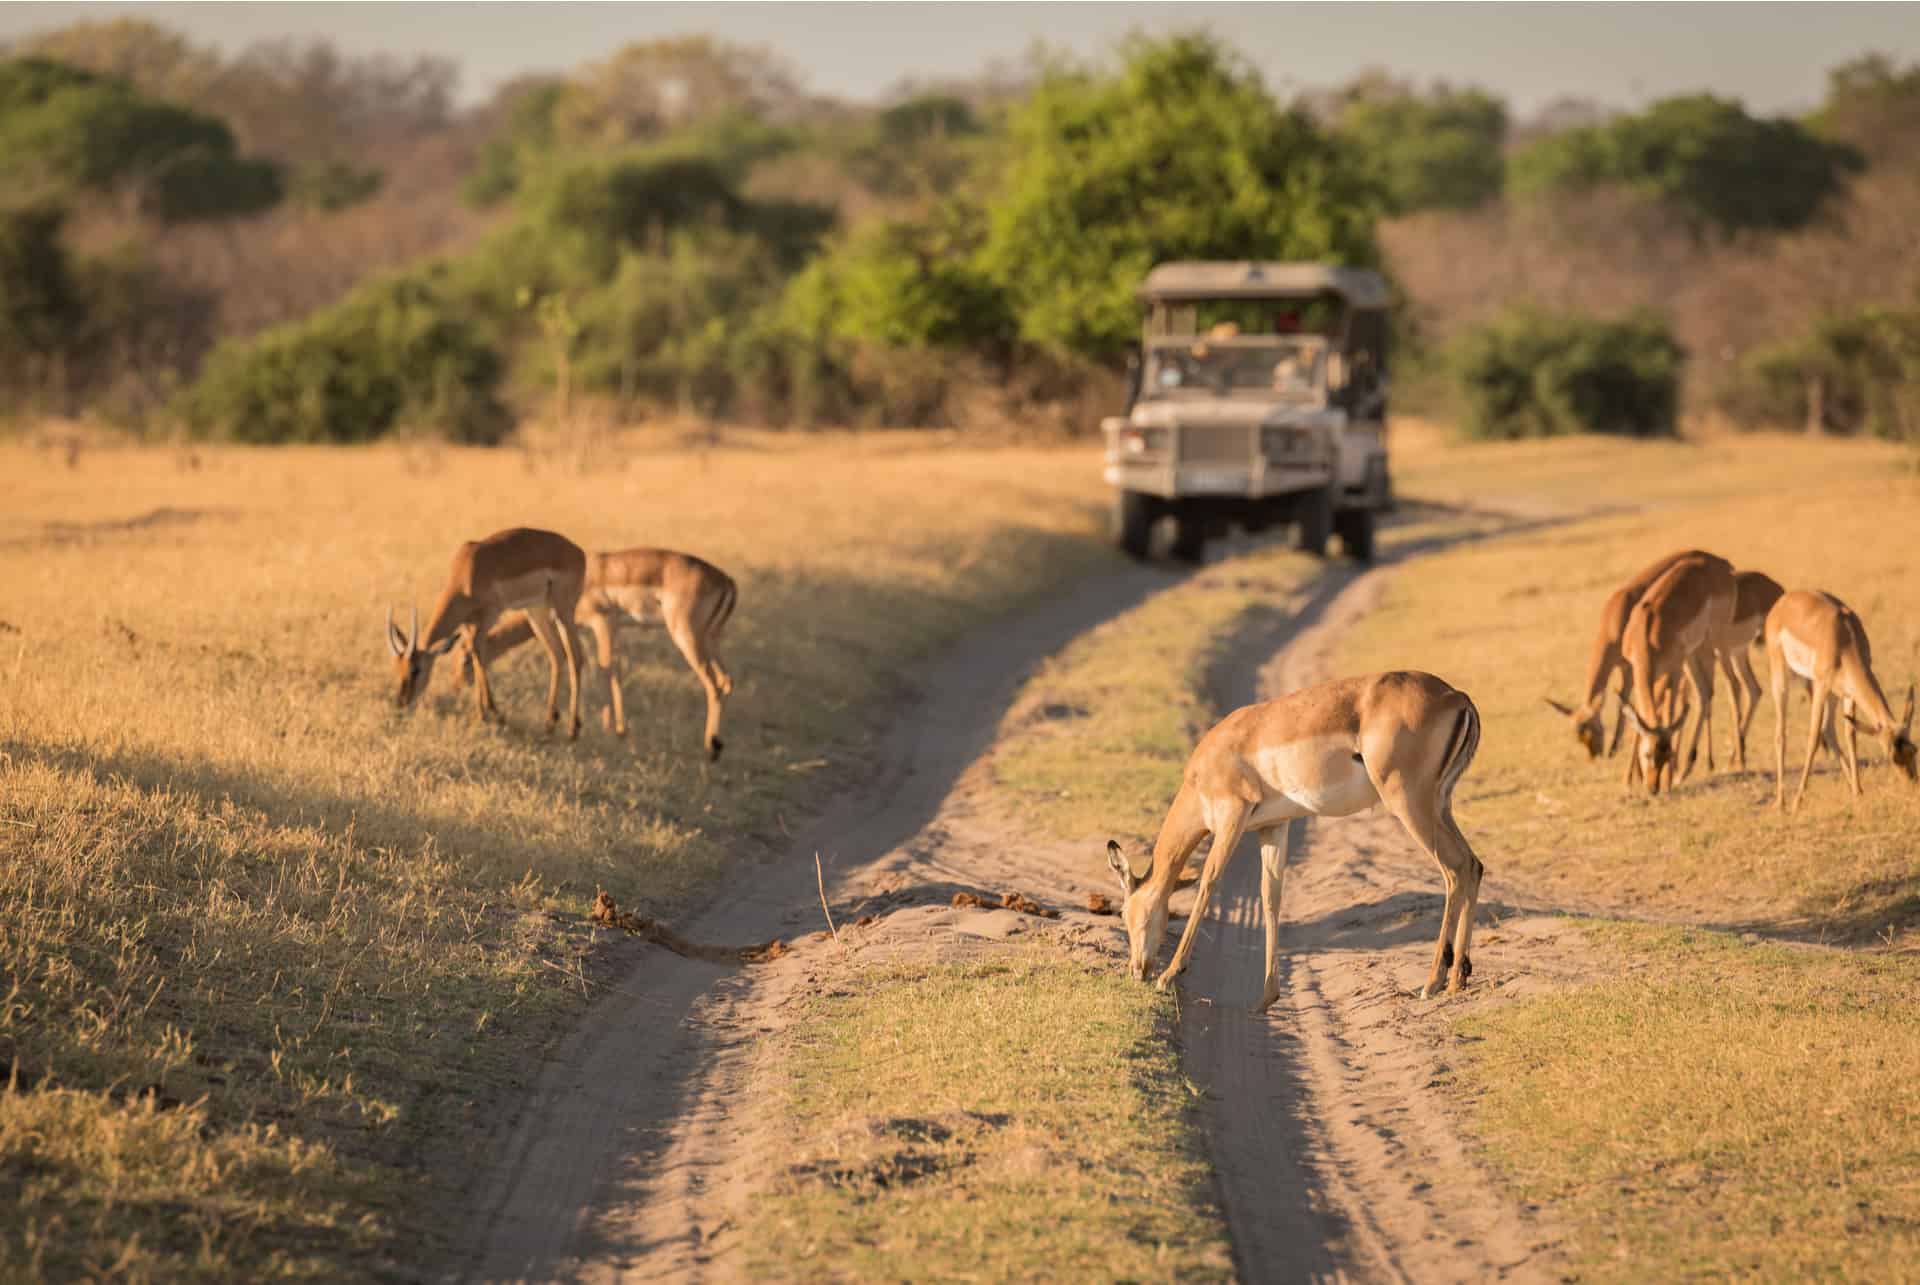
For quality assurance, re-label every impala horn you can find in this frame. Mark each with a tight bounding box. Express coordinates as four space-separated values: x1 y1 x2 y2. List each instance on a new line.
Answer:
386 605 409 658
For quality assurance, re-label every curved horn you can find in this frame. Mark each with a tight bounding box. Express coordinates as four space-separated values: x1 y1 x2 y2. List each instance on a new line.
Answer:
1904 683 1915 731
1619 701 1651 736
386 606 408 657
409 605 420 657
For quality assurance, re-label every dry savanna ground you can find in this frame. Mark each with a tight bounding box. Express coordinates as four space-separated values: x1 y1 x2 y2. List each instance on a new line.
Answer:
1335 427 1920 1279
0 431 1112 1278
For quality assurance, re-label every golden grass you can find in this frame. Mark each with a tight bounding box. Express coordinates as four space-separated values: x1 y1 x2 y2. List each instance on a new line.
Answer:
1454 923 1920 1281
1338 429 1920 939
737 944 1233 1282
0 431 1111 1277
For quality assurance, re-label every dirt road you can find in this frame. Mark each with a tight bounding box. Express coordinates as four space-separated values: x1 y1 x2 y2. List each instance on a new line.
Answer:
462 533 1589 1282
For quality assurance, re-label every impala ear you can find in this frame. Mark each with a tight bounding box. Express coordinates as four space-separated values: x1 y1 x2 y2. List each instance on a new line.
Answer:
1543 697 1575 718
386 606 409 658
1107 840 1149 895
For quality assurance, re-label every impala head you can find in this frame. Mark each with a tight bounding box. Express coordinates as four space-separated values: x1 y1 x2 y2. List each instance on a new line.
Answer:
386 605 457 709
1544 697 1604 759
1106 840 1165 982
1893 685 1917 783
1621 698 1688 795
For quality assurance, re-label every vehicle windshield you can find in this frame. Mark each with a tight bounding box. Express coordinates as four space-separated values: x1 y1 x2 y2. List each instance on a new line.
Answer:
1142 336 1327 400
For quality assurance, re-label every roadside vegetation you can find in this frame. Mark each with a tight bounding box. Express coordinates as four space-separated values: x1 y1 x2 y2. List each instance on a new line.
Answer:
0 435 1110 1277
737 943 1233 1282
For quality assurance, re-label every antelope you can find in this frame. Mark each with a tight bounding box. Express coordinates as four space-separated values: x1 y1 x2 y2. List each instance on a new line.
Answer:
386 527 586 738
469 548 738 761
1547 549 1708 759
1765 590 1917 813
1618 552 1736 794
1106 671 1485 1006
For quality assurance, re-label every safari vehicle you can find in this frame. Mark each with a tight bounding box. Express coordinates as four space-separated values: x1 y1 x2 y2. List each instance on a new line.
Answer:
1103 262 1392 563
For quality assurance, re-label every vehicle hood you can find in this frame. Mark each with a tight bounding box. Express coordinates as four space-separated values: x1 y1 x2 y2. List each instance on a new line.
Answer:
1131 399 1326 429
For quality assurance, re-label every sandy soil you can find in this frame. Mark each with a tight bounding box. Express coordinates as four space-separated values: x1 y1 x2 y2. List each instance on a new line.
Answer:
458 527 1605 1283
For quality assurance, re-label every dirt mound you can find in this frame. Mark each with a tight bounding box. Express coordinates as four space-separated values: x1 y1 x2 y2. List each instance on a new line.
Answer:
950 889 1060 918
589 890 788 962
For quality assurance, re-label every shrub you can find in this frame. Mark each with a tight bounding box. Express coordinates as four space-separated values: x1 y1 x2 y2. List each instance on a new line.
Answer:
1452 308 1684 439
180 271 508 443
1730 307 1920 441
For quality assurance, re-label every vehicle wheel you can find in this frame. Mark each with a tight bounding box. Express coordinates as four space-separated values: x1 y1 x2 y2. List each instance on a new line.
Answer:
1170 514 1207 564
1113 490 1155 560
1294 487 1332 558
1335 507 1376 564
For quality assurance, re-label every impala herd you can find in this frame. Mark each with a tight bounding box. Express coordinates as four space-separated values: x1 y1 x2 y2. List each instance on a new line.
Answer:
385 529 1912 1004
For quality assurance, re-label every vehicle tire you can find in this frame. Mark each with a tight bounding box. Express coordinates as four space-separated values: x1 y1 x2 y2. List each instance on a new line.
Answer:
1170 513 1208 564
1113 490 1155 560
1335 506 1376 564
1294 487 1333 558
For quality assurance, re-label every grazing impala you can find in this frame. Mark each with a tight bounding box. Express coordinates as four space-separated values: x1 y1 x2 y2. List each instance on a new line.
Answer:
1106 671 1485 1006
1765 590 1917 813
386 527 586 738
1547 549 1708 759
471 548 738 760
1617 552 1735 794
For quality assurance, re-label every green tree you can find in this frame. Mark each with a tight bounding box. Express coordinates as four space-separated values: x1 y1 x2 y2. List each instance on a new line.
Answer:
0 202 84 363
1510 93 1861 236
0 57 282 221
977 34 1380 357
1452 307 1684 439
1814 54 1920 165
1328 75 1507 213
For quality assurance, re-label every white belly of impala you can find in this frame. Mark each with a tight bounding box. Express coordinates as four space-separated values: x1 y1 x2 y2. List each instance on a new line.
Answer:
1779 630 1820 681
1248 737 1379 822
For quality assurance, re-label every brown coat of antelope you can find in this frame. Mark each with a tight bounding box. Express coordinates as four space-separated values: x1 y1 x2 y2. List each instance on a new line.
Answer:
1547 548 1708 759
1618 552 1736 794
1765 589 1917 813
386 527 587 738
1107 671 1485 1006
1706 569 1785 772
472 548 738 760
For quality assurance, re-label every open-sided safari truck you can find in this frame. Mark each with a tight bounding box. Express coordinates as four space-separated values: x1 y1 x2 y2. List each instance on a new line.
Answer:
1102 261 1392 563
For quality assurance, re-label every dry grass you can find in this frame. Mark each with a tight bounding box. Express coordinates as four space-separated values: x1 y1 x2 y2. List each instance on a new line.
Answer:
1339 427 1920 939
1453 923 1920 1281
0 431 1110 1277
736 943 1232 1282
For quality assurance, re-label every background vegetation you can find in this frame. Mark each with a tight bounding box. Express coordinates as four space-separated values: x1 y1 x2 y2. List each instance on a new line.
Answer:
7 20 1920 441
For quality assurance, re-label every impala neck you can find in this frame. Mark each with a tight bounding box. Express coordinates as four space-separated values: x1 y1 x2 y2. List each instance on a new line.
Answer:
1145 782 1206 898
420 586 470 652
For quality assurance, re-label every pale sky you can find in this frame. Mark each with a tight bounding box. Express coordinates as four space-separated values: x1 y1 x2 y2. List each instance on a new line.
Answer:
3 2 1916 117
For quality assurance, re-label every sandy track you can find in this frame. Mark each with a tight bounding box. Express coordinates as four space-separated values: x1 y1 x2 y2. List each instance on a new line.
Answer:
459 559 1174 1282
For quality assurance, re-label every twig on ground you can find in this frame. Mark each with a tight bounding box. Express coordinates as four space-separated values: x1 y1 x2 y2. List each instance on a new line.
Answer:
815 852 840 944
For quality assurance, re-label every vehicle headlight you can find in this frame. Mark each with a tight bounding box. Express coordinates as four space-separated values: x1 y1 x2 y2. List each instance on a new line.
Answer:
1261 426 1310 461
1120 427 1169 455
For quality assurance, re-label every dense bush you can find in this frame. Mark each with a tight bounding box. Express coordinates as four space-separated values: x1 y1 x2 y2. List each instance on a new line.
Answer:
1327 78 1507 213
180 272 509 443
1731 306 1920 440
1509 94 1861 236
1452 308 1684 439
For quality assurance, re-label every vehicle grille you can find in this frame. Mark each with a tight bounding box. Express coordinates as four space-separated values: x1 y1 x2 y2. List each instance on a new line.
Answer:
1178 424 1252 465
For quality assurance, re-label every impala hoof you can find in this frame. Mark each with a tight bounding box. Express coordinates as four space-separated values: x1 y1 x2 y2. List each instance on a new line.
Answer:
707 737 724 762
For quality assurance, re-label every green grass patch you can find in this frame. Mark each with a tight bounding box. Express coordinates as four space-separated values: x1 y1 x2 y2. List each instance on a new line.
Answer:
991 546 1314 842
1453 922 1920 1281
739 944 1233 1281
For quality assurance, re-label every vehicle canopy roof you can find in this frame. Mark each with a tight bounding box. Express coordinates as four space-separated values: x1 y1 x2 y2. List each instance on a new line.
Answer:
1137 261 1390 310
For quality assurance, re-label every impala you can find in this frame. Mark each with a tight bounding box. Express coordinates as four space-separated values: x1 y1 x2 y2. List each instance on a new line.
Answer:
386 527 586 738
471 548 738 760
1107 671 1486 1006
1617 552 1735 794
1547 548 1708 759
1765 589 1917 813
1707 569 1785 772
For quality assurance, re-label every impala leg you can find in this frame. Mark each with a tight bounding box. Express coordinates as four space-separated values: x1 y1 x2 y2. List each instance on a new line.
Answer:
1769 645 1790 810
1732 648 1763 771
1607 677 1631 757
1442 813 1484 995
1680 654 1714 783
1791 679 1830 815
1156 801 1253 992
555 600 582 741
589 614 625 736
1839 698 1862 796
468 621 503 724
524 605 566 735
1255 826 1292 1013
668 615 728 761
1377 774 1472 998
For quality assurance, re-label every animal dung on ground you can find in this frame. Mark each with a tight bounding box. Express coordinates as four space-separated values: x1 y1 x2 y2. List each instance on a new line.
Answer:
950 890 1060 919
589 889 786 963
1086 892 1115 915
